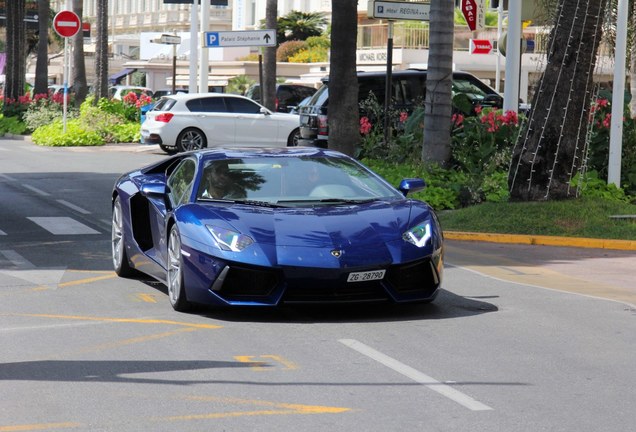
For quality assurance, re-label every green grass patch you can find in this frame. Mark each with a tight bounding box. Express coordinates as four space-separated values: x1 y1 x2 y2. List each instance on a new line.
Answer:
438 197 636 240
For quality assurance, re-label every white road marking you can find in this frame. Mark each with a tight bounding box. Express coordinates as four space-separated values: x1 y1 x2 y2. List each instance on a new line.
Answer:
27 217 100 235
0 173 16 181
23 184 51 196
0 269 66 288
0 229 6 235
56 199 91 214
339 339 493 411
1 250 36 269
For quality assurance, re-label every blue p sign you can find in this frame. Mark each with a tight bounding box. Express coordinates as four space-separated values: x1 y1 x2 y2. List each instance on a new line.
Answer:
206 32 219 47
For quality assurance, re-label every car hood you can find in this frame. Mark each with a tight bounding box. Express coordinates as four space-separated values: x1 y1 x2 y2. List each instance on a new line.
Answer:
187 200 429 248
179 200 436 268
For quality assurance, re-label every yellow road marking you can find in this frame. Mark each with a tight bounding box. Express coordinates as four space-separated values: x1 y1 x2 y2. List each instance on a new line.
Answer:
159 396 350 421
11 313 222 330
58 274 117 288
234 355 298 371
136 293 158 303
0 422 81 431
64 328 197 355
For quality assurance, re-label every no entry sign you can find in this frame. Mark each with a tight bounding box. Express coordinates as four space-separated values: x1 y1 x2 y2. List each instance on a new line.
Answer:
53 10 81 38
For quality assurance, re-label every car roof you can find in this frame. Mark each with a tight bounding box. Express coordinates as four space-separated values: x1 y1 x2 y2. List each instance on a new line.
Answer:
162 92 256 102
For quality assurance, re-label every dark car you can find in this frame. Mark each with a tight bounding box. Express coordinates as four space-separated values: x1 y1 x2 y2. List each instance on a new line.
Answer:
111 147 443 311
245 84 317 113
298 69 503 147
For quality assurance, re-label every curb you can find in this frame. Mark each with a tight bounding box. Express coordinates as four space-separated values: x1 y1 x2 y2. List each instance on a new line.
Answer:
445 231 636 251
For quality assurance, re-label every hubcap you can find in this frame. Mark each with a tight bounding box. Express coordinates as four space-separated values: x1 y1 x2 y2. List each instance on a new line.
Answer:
181 131 202 151
111 200 123 269
167 229 182 304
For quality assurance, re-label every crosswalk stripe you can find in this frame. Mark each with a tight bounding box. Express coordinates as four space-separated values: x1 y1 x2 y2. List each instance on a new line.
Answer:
1 249 36 269
27 217 100 235
0 229 6 236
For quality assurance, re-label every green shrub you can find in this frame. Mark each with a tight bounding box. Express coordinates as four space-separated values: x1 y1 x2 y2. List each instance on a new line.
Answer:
111 122 141 143
276 40 307 62
0 114 28 135
22 97 73 132
288 47 329 63
32 120 104 146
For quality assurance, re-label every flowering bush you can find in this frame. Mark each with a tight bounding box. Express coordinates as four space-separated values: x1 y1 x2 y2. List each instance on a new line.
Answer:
450 106 522 205
23 93 74 132
587 94 636 194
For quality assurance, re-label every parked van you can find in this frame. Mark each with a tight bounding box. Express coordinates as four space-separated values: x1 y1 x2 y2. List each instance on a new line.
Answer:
298 69 503 147
245 83 316 113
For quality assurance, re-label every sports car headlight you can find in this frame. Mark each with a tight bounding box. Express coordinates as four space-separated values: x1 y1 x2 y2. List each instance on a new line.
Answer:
403 222 432 248
206 226 254 252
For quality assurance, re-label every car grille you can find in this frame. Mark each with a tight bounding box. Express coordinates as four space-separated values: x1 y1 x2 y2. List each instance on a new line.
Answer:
282 280 388 303
215 265 280 301
385 258 440 297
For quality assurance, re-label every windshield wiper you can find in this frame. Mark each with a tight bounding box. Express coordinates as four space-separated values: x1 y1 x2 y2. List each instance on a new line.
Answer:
276 198 377 205
198 198 286 208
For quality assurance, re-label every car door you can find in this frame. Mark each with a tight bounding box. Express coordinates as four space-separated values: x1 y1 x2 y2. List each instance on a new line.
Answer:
226 96 282 146
185 97 237 146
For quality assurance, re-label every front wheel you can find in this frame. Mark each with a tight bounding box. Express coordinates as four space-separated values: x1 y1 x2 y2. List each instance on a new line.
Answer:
177 128 207 152
287 128 300 147
167 225 192 312
112 196 135 277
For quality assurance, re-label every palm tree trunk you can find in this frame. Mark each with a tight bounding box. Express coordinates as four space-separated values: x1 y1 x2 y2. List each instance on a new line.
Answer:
422 0 455 166
327 0 359 155
509 0 609 200
630 0 636 116
4 0 26 106
34 0 50 96
262 0 277 111
94 0 109 102
72 0 88 105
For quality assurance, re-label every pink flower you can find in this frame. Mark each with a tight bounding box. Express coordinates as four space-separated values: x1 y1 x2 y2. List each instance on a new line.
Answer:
399 111 408 123
451 113 464 127
359 116 372 135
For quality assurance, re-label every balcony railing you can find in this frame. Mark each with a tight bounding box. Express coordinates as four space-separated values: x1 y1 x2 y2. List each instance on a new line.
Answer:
357 23 549 54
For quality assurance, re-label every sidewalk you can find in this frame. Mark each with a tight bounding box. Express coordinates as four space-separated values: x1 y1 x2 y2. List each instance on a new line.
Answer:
445 237 636 308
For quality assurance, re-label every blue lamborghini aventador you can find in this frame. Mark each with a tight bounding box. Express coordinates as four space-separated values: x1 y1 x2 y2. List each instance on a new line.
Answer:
111 147 444 311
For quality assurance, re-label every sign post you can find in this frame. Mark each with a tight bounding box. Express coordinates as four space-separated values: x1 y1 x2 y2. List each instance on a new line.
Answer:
151 34 182 94
53 10 81 134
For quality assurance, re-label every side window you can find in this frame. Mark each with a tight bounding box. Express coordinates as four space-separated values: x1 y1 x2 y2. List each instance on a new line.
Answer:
401 77 426 107
167 159 197 207
185 99 203 112
198 97 227 113
358 78 386 106
226 97 262 114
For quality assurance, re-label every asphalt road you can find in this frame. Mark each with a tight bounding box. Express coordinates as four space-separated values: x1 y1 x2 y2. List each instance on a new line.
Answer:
1 137 635 432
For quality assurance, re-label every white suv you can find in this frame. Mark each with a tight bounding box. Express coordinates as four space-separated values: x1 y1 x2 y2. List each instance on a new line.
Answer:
141 93 301 154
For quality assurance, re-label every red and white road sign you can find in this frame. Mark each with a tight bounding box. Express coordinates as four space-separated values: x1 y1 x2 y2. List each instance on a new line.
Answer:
461 0 478 31
53 10 81 38
470 39 493 55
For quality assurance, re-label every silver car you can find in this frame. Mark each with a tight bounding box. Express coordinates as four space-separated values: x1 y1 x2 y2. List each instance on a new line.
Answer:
141 93 301 154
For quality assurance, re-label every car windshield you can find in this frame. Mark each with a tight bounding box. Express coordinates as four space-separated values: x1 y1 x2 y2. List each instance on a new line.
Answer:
196 156 403 206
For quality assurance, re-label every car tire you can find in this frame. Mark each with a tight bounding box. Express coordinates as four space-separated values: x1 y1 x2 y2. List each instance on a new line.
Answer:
112 196 136 277
159 144 177 155
177 128 207 152
287 128 300 147
167 225 192 312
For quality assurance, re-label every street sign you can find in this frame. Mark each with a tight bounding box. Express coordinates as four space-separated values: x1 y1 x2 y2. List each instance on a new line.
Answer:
157 34 182 45
469 39 492 54
461 0 478 31
203 30 276 48
367 0 430 21
53 10 81 38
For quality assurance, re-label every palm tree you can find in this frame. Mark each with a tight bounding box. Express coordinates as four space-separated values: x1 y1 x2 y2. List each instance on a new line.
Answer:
262 0 277 111
277 11 327 43
72 0 88 105
422 0 455 165
33 0 50 96
94 0 109 102
4 0 26 107
509 0 610 200
327 0 358 156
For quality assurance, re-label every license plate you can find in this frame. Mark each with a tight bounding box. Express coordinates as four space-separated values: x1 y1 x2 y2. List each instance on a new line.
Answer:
347 269 386 283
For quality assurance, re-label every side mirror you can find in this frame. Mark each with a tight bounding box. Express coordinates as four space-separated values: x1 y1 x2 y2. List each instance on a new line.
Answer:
398 178 426 196
140 183 167 197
